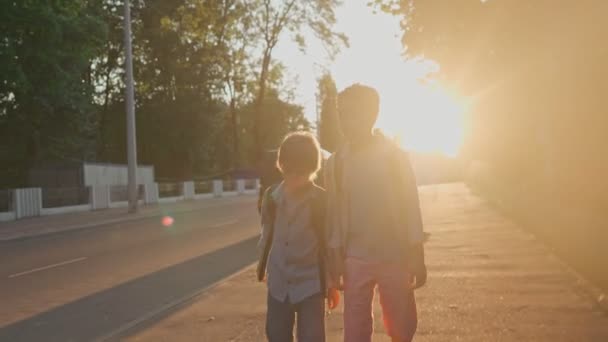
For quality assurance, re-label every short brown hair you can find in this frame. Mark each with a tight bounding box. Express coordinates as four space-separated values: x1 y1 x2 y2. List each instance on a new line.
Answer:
276 132 321 179
338 83 380 123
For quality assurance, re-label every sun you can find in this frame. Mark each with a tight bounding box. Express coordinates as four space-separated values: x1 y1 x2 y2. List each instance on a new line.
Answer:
374 79 467 158
325 0 467 157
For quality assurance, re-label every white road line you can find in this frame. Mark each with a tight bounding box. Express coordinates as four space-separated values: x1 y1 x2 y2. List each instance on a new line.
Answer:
8 257 88 279
208 219 239 229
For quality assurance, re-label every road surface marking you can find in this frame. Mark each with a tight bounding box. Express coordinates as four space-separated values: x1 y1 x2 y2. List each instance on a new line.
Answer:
8 257 88 279
208 219 239 229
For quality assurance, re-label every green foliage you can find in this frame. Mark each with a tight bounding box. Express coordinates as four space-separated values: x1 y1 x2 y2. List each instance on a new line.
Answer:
0 0 107 187
1 0 322 186
239 89 311 167
249 0 348 158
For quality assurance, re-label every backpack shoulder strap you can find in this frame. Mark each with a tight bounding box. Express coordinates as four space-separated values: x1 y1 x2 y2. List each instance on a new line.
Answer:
309 186 327 239
263 185 278 225
333 148 345 194
309 186 328 294
256 184 278 282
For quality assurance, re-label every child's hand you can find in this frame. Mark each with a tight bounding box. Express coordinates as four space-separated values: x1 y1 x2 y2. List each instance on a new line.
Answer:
409 266 427 289
327 287 340 310
408 243 427 289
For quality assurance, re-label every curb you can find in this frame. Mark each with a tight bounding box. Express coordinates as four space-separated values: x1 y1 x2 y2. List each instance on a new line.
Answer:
0 196 256 243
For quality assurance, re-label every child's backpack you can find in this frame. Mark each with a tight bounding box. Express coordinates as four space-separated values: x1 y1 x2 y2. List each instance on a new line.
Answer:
256 185 328 295
257 150 283 213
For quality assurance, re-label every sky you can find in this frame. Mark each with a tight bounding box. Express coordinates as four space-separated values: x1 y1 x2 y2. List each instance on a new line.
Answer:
272 0 465 156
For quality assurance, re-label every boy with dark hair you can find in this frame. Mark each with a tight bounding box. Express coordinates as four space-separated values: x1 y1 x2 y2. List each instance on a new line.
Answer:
257 132 340 342
325 84 427 342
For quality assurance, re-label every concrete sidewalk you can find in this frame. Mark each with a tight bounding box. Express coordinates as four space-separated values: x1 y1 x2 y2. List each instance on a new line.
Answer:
127 183 608 341
0 195 256 242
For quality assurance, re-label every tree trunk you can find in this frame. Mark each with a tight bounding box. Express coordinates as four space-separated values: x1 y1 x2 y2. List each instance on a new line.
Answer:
97 66 113 159
230 97 240 168
253 50 272 161
98 41 118 160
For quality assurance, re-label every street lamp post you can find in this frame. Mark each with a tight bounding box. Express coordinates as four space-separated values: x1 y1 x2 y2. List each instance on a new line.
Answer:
124 0 138 213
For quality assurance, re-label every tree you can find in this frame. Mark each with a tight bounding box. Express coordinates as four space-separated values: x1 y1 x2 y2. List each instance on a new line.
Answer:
317 73 341 152
96 0 249 179
250 0 348 160
218 0 259 169
0 1 106 187
239 88 311 166
0 0 332 188
94 0 317 179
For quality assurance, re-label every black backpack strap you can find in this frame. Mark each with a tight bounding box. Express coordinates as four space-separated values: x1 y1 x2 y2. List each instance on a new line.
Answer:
333 148 344 195
309 187 328 296
256 185 277 282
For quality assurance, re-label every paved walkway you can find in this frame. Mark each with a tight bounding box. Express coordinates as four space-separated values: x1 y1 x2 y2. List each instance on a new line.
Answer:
0 195 255 241
127 183 608 341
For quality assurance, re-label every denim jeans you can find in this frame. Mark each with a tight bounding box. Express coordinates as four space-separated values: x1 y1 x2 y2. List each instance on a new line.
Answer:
266 292 325 342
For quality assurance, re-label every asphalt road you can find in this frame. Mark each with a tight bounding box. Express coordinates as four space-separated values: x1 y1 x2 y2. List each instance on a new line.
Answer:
0 196 260 341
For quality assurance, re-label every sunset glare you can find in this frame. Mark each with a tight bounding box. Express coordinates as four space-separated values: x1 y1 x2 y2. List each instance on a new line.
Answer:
381 83 467 158
276 0 467 157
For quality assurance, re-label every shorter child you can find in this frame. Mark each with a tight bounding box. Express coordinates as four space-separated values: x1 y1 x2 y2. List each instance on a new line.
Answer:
257 132 339 342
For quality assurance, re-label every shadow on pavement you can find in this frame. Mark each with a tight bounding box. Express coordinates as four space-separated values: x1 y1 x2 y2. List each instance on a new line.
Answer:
0 236 259 342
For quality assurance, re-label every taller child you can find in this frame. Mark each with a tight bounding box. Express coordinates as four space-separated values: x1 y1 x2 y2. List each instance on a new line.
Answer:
325 84 427 342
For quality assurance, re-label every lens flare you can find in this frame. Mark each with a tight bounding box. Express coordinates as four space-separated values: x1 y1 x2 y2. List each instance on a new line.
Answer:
162 216 174 227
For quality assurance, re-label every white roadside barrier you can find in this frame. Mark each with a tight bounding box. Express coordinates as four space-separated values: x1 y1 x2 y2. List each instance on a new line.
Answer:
0 179 259 222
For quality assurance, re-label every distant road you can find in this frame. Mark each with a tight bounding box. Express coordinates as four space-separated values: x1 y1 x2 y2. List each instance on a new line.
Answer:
0 196 260 341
